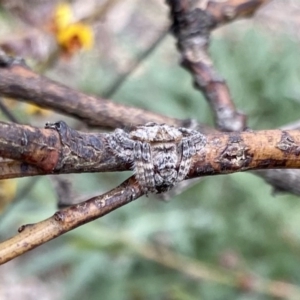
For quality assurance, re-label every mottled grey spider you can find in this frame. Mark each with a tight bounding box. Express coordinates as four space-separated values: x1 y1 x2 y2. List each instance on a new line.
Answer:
107 122 206 194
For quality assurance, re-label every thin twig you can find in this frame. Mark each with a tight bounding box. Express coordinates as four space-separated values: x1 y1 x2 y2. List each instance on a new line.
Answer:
103 29 169 98
0 175 143 264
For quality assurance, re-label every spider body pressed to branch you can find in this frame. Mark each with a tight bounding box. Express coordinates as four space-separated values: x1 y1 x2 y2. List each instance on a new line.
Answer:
107 123 206 194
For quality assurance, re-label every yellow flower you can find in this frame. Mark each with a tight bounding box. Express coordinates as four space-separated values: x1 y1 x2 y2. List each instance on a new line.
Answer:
53 2 94 55
56 23 94 53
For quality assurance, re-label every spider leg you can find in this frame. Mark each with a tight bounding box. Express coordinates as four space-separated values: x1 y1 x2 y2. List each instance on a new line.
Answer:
141 142 156 192
114 129 134 147
177 131 206 182
154 173 164 186
177 138 192 182
107 129 135 162
179 128 206 151
133 141 155 193
192 132 207 151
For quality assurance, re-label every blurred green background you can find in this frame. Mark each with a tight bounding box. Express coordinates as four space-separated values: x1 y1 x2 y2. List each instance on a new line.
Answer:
1 1 300 299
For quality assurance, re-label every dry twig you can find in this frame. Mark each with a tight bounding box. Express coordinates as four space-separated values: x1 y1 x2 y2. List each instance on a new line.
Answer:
0 53 190 130
0 176 142 264
167 0 270 131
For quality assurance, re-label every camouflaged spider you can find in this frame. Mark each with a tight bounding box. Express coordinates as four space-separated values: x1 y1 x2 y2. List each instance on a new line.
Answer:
107 122 206 194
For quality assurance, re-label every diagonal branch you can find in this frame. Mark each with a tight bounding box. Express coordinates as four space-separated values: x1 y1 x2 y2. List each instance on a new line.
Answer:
166 0 270 131
0 175 143 265
0 53 190 129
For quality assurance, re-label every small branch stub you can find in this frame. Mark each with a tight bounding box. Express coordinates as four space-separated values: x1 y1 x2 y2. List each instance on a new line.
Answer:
106 122 206 194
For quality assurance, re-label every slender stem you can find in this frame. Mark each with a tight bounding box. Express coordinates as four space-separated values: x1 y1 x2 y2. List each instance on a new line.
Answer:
0 176 143 265
103 29 169 98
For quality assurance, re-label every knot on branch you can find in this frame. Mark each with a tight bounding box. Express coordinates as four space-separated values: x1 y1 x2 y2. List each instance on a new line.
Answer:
168 1 216 45
45 121 104 170
216 134 253 170
277 131 300 156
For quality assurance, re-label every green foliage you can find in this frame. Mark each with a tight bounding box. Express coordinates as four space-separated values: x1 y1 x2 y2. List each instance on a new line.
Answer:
210 27 300 129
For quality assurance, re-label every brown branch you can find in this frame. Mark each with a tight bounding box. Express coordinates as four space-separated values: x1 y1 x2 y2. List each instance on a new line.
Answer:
0 121 60 172
0 1 269 133
166 0 270 131
1 121 300 180
252 120 300 195
161 120 300 199
0 175 143 265
0 53 190 129
0 121 127 177
165 0 299 196
189 130 300 178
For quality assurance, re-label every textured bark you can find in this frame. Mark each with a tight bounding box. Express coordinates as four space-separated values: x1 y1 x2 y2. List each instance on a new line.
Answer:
190 130 300 178
0 121 127 176
1 121 300 180
252 121 300 195
0 121 60 172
